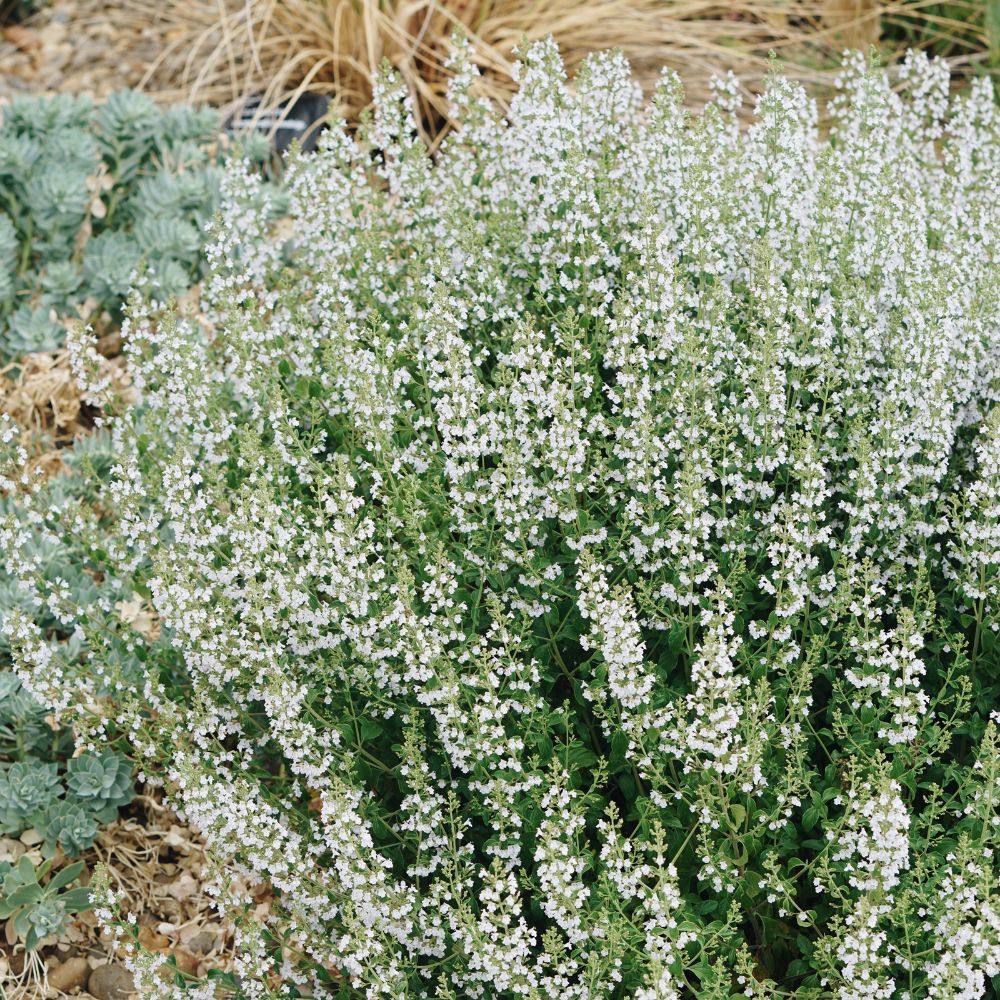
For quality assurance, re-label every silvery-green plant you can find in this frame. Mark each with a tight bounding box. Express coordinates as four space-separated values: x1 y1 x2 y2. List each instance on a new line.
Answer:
5 305 63 353
0 759 59 833
0 856 92 951
65 749 134 823
5 41 1000 1000
0 747 131 856
0 668 132 859
0 90 284 361
38 801 100 858
0 672 56 759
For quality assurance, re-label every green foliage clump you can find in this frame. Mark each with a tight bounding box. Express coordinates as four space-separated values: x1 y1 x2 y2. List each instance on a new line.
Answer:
0 674 132 857
5 40 1000 1000
0 856 91 951
65 749 134 823
0 90 231 360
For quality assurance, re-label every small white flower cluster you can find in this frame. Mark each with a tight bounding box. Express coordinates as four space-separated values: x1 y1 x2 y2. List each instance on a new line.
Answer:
948 408 1000 621
923 855 1000 999
825 777 911 999
577 552 654 713
657 591 750 777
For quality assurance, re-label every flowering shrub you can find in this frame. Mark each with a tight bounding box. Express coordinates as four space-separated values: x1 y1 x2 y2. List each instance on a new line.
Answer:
4 40 1000 998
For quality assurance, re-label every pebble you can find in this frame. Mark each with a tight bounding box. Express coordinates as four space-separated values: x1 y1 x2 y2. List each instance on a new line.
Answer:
47 956 91 993
87 964 136 1000
186 930 217 955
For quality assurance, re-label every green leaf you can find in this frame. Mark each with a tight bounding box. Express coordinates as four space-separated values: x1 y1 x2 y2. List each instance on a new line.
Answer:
6 883 44 906
59 887 93 912
16 855 35 883
802 804 822 832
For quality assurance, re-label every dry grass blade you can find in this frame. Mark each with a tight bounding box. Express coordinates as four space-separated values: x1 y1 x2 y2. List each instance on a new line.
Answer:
0 352 88 448
0 349 134 455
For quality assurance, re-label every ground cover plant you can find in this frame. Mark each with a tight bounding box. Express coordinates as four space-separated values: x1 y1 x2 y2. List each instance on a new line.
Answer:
0 89 265 360
3 38 1000 999
0 443 136 957
0 87 286 979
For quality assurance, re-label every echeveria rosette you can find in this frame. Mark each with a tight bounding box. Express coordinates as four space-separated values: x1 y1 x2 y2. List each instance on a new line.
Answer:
0 760 59 834
65 750 134 823
39 801 99 858
2 305 64 357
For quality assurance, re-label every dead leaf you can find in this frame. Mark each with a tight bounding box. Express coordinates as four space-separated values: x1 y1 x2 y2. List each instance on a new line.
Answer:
138 925 169 951
172 948 199 976
115 594 160 641
0 837 25 863
165 872 199 901
73 215 93 258
3 26 43 51
163 826 192 850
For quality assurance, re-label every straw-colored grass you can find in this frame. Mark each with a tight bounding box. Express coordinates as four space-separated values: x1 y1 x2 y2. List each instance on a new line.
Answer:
121 0 909 142
7 0 996 141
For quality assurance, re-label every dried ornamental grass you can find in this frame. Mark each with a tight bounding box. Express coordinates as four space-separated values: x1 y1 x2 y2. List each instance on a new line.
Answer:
119 0 1000 142
5 40 1000 1000
126 0 850 140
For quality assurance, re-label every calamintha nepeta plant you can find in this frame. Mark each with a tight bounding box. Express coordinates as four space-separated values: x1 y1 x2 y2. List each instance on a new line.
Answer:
4 39 1000 999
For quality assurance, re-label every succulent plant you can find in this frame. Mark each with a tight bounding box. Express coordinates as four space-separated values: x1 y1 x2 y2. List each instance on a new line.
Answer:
40 260 83 310
49 127 99 172
0 212 16 264
149 259 192 301
0 673 63 761
40 801 100 857
65 750 134 823
4 305 64 354
95 90 158 182
0 213 15 306
0 686 132 852
24 167 89 236
157 104 219 147
0 856 92 950
82 230 141 303
0 759 59 833
133 215 202 267
0 88 270 360
0 132 40 179
3 94 94 138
